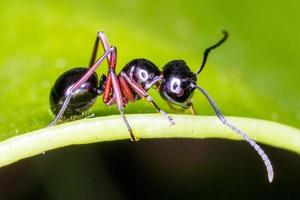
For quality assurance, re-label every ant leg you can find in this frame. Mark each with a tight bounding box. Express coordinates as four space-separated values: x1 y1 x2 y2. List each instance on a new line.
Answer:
103 74 113 103
73 47 115 91
98 32 120 104
110 71 138 141
112 74 137 141
49 47 115 126
89 32 113 103
48 95 72 126
120 109 137 141
85 113 95 119
106 94 116 106
192 84 273 182
121 72 175 125
107 48 138 141
188 102 197 115
119 75 135 102
167 102 185 112
145 75 163 90
166 101 195 115
89 31 111 67
196 31 228 75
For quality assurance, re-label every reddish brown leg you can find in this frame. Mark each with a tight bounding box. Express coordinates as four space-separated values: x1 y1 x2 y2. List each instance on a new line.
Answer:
108 48 138 141
89 31 113 103
106 94 116 106
73 47 114 90
119 75 135 102
111 71 138 141
90 31 115 104
120 72 174 125
89 31 111 67
92 33 137 141
103 74 112 103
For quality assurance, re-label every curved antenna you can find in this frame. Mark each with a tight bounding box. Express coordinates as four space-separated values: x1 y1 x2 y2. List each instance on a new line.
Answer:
192 84 273 182
196 31 229 75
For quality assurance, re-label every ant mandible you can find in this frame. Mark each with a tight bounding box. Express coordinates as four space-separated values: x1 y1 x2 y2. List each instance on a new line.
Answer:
49 31 273 182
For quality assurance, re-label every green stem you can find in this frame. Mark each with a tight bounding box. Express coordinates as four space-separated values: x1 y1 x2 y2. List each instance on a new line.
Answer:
0 114 299 168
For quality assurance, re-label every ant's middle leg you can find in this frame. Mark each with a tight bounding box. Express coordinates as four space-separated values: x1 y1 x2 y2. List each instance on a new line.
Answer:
105 47 138 141
110 70 138 141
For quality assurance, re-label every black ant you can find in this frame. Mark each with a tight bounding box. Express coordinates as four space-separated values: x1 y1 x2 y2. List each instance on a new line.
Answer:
49 31 273 182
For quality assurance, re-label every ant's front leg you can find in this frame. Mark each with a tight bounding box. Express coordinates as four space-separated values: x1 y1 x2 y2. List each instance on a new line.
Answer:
188 101 197 115
120 72 175 125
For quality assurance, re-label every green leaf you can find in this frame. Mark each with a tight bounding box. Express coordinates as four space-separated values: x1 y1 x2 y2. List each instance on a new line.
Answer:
1 114 299 169
0 1 299 174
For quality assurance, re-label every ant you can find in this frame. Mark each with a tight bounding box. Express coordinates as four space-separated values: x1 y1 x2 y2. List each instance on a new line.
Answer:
49 31 273 182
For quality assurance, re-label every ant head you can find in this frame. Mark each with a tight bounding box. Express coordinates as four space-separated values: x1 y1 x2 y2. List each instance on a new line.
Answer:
122 58 161 90
160 60 197 108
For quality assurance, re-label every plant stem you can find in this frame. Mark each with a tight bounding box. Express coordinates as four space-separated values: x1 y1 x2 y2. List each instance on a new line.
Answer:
0 114 299 168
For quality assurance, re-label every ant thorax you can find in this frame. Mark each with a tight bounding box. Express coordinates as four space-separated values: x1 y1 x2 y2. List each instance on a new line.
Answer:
121 58 161 90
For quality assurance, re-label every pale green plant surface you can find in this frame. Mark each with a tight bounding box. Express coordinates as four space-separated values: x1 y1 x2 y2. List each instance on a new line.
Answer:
0 114 299 168
0 0 299 169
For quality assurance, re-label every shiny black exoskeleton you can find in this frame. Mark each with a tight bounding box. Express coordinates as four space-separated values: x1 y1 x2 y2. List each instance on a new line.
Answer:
49 59 161 118
50 58 198 118
122 58 160 90
49 31 274 182
50 67 103 117
160 60 197 108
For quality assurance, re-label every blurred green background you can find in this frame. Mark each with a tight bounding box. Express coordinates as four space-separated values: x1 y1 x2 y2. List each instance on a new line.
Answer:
0 0 299 199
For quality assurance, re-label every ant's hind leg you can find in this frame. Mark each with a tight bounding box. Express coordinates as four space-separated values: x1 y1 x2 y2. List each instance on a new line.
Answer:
48 94 72 126
89 32 111 67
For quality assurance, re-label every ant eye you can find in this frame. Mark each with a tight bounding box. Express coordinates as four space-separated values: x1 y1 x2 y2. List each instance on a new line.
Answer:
138 69 149 81
170 78 183 96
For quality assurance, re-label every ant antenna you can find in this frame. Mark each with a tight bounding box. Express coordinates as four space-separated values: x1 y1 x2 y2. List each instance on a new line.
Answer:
196 31 228 75
192 84 273 182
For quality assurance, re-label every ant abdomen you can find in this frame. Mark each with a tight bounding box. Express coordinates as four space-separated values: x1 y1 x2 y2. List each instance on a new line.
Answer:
50 67 99 118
